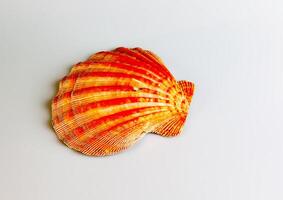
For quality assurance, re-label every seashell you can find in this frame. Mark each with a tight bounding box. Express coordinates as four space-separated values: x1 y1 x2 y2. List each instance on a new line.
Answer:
51 47 194 156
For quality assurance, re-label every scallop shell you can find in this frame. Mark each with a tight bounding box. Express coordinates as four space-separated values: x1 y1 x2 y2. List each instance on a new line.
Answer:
51 47 194 156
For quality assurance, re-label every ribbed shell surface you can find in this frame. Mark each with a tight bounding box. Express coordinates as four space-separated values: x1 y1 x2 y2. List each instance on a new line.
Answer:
51 47 194 156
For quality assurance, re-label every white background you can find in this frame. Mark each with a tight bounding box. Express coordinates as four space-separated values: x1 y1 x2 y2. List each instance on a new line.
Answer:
0 0 283 199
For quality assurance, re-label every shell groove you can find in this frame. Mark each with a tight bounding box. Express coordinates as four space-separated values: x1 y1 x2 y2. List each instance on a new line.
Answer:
51 47 194 156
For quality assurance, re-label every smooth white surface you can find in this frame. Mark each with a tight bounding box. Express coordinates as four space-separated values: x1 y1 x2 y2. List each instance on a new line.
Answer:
1 0 283 199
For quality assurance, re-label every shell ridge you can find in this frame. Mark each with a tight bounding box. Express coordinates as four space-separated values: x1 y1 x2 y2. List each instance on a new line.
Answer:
177 80 195 104
132 48 173 78
113 47 174 81
65 105 172 145
80 109 178 156
88 51 168 80
151 114 186 137
68 109 173 152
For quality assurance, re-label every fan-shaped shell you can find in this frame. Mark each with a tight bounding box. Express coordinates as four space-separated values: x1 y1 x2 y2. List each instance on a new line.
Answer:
51 47 194 156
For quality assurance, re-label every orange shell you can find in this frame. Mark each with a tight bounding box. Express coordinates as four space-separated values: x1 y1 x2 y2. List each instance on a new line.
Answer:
51 47 194 156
